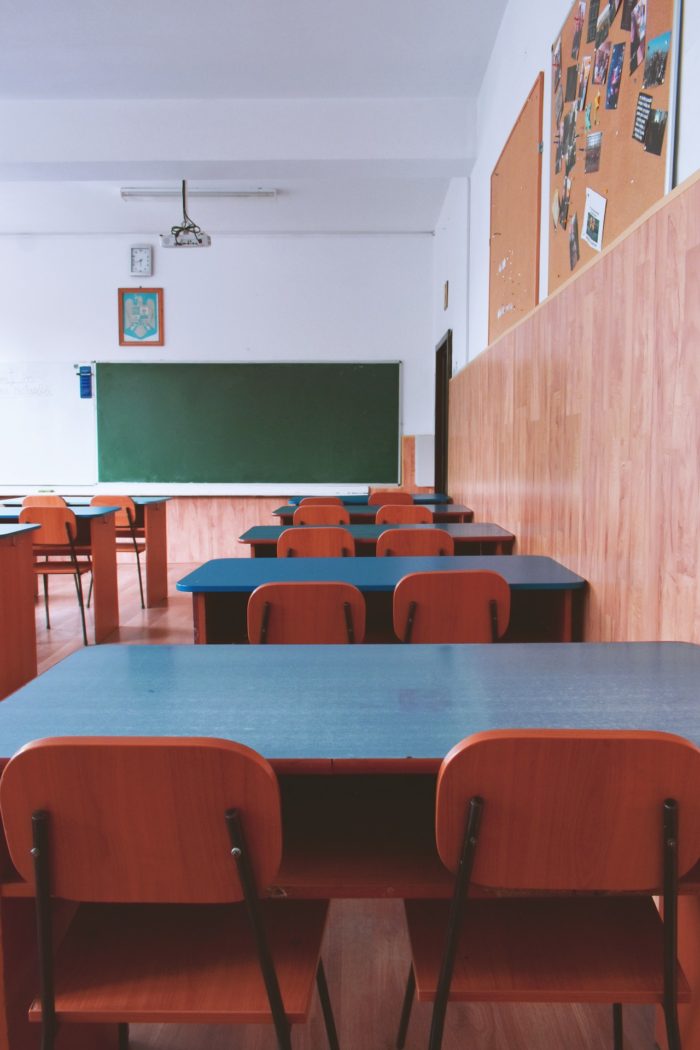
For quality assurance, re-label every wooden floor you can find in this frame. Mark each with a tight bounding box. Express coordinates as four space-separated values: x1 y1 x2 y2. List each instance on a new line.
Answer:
29 564 656 1050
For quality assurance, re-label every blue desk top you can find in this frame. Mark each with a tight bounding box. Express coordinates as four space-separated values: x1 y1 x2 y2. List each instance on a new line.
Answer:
273 503 472 520
287 493 450 506
1 497 168 508
240 523 514 544
0 506 119 523
0 523 40 539
177 555 584 593
0 643 698 761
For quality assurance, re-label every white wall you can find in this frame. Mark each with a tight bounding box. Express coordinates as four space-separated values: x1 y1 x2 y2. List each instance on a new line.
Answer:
432 178 469 373
466 0 700 363
0 232 433 491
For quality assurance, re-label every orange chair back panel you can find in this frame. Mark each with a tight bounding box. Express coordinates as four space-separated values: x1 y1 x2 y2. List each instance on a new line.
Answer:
19 506 78 545
0 737 281 904
297 497 343 506
247 581 365 643
375 505 433 524
22 495 67 507
292 505 350 526
376 528 454 557
91 494 136 529
393 570 510 642
277 527 355 558
436 730 700 891
367 490 414 506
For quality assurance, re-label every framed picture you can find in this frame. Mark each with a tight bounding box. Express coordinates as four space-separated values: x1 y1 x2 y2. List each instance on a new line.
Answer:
118 288 164 346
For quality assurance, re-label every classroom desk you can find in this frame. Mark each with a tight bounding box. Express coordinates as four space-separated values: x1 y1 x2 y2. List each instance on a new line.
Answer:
1 642 700 1048
287 492 451 505
1 497 169 606
239 522 516 557
0 525 39 701
0 507 119 644
273 502 474 524
177 554 586 643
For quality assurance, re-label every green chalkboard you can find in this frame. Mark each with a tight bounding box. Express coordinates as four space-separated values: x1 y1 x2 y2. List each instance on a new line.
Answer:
96 362 400 483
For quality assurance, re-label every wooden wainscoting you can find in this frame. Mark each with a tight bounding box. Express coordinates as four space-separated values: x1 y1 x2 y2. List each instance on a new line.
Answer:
448 170 700 643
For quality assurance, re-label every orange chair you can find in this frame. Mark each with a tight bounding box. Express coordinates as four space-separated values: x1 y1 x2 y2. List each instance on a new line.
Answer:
0 736 340 1050
19 507 91 646
247 581 365 643
375 505 433 525
292 505 351 526
298 497 343 506
91 495 146 608
376 528 454 557
367 491 414 506
393 570 510 643
396 729 700 1050
22 495 67 507
277 527 355 558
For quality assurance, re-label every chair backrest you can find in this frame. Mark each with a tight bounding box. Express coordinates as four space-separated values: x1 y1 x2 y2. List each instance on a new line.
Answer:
247 581 365 643
375 505 433 525
19 506 78 546
367 490 414 506
393 570 510 643
376 528 454 557
0 737 282 904
22 495 67 507
298 497 343 506
277 527 355 558
91 494 136 529
292 505 351 526
436 729 700 892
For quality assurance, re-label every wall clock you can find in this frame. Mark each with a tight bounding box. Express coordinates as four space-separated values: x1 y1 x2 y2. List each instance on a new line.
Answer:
129 244 153 277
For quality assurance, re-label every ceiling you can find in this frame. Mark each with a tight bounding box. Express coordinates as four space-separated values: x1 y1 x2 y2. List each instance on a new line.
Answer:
0 0 508 233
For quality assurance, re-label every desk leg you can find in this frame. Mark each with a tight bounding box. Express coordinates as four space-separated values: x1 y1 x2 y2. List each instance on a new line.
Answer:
144 503 168 607
89 516 119 644
0 534 37 701
192 594 208 644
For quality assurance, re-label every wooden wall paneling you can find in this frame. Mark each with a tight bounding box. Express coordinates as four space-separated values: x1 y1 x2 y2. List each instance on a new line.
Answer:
448 171 700 643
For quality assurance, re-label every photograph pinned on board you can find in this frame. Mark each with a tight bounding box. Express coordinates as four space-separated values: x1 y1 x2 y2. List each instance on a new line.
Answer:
569 212 581 270
582 187 607 251
585 130 603 172
552 189 561 230
593 41 612 84
644 108 668 155
555 119 564 173
553 35 563 91
608 0 622 27
585 102 593 130
621 0 636 30
632 92 653 142
572 0 586 59
563 107 578 174
606 43 625 108
643 32 671 88
565 64 579 102
587 0 601 43
555 83 564 126
595 3 611 46
630 0 647 74
559 176 572 229
577 56 592 110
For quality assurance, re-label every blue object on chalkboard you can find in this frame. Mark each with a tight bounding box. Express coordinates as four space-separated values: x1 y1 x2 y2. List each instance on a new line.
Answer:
78 365 93 399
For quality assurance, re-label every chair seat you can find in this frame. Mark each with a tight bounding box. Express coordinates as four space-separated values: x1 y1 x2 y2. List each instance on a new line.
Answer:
32 560 91 575
115 539 146 554
29 899 329 1025
404 896 691 1004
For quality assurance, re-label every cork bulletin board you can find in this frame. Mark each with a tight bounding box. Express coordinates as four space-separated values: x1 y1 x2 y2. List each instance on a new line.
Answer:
488 74 544 344
549 0 681 291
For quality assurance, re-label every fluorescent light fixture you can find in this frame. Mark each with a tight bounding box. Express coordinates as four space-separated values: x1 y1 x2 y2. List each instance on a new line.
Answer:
122 187 277 201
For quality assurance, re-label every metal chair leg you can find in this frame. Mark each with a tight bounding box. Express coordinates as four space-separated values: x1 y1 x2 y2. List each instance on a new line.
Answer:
316 959 340 1050
134 546 145 609
396 965 415 1048
42 574 50 629
612 1003 623 1050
